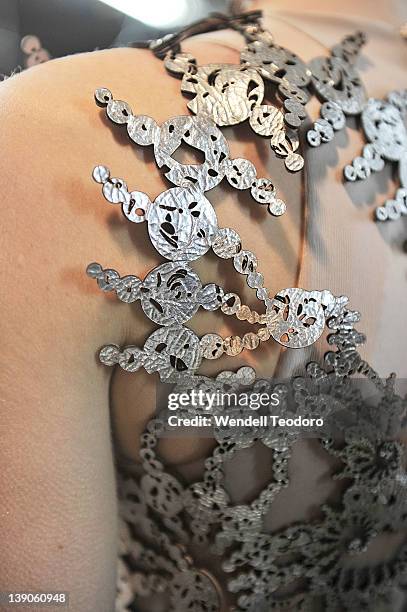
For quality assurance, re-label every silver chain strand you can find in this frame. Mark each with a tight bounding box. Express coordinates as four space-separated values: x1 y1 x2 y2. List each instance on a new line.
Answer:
94 87 287 215
306 32 367 147
343 90 407 222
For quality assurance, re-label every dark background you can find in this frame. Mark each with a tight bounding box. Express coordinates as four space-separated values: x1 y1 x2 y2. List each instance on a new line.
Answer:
0 0 230 76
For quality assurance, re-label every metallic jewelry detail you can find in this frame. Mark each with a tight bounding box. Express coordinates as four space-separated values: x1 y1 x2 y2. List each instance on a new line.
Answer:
100 325 202 381
86 261 224 326
310 57 365 115
224 157 257 190
155 11 309 173
307 32 367 147
93 165 218 261
83 14 407 610
343 91 407 222
152 11 311 172
95 88 287 214
180 64 265 126
155 114 229 192
240 37 310 163
91 159 354 363
270 129 303 174
164 49 305 172
154 17 376 176
135 12 379 185
115 288 407 610
306 101 346 147
211 227 241 258
240 38 311 89
265 288 345 348
20 35 51 68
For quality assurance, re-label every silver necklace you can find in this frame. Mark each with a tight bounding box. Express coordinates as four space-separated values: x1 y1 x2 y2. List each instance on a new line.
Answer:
153 12 308 172
84 12 407 612
140 13 370 175
142 12 407 237
90 86 357 383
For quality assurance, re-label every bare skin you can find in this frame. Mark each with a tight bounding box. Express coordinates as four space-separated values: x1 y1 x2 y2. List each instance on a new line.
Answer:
2 3 406 608
0 26 305 611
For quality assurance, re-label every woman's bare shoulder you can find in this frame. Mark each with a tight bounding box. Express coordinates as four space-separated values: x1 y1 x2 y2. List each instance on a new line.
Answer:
0 48 172 610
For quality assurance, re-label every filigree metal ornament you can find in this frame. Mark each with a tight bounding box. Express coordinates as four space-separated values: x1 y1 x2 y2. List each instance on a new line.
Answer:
307 32 367 147
115 321 407 611
98 325 203 381
310 57 365 115
83 13 407 612
180 64 265 126
154 17 375 177
240 36 311 158
86 261 223 326
266 288 331 348
95 87 287 213
93 165 218 260
145 14 381 183
90 154 353 371
155 114 229 191
90 170 355 381
164 51 305 172
20 35 51 68
343 91 407 222
240 38 312 89
158 14 309 173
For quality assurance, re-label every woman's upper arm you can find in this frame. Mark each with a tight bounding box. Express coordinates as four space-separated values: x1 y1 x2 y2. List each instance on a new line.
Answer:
0 53 139 611
0 41 247 609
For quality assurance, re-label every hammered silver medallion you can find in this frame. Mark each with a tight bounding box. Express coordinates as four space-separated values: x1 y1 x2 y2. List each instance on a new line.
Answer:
147 186 218 261
266 288 328 348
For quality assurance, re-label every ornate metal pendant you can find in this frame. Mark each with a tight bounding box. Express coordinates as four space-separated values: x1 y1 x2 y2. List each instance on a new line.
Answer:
343 90 407 222
162 24 307 173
